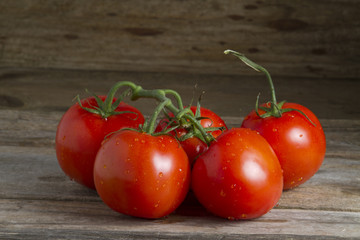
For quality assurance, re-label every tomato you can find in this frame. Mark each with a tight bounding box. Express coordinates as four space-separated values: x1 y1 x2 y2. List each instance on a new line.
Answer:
242 102 326 190
93 130 190 219
191 128 283 220
157 106 227 163
55 96 144 189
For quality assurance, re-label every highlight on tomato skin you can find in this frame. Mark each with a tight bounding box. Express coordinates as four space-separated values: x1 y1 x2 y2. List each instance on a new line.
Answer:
93 130 191 219
55 96 145 189
191 128 283 220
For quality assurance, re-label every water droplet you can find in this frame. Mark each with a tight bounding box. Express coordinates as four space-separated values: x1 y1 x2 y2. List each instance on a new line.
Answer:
62 136 66 141
100 181 104 185
141 140 145 144
220 189 226 197
134 138 139 142
162 144 165 148
241 213 247 218
272 128 278 132
116 141 120 145
230 183 236 189
156 187 159 191
103 165 107 169
227 216 235 221
231 153 235 157
159 172 163 177
126 158 131 162
126 170 130 174
177 182 180 186
154 203 159 208
299 134 303 138
226 142 231 146
291 181 295 185
298 177 303 181
222 166 227 170
162 184 166 188
179 168 182 172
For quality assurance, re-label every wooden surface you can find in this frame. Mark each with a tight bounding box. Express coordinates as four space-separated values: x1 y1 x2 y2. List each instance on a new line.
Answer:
0 0 359 79
1 73 360 239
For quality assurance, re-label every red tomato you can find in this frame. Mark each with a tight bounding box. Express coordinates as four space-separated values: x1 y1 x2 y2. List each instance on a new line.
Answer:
242 102 326 190
55 96 144 189
93 130 190 219
191 128 283 220
157 106 227 163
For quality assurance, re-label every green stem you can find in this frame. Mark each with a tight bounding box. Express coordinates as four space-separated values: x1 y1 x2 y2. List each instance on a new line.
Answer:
146 99 171 134
103 81 138 113
224 50 280 117
102 81 214 145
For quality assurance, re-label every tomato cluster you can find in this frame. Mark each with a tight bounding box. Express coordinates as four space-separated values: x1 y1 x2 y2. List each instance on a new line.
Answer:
55 52 326 220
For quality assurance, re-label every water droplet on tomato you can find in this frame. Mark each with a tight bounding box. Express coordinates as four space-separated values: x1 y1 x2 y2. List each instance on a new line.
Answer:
230 183 236 189
298 177 303 181
159 172 163 177
220 189 226 197
179 168 182 172
154 203 159 208
272 128 278 132
103 165 107 169
299 134 303 138
227 216 235 221
134 138 139 142
141 139 145 144
241 213 247 218
100 181 104 185
226 142 231 146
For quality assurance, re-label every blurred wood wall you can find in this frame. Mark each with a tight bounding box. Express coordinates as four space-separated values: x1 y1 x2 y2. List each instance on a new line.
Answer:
0 0 359 79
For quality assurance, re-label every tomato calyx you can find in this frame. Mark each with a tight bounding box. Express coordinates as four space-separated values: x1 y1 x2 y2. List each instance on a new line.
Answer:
224 49 315 126
76 89 138 119
159 101 226 144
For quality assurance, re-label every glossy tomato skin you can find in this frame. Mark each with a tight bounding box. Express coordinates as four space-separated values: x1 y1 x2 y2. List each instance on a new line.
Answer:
94 130 191 219
192 128 283 220
55 96 144 189
156 106 227 163
242 102 326 190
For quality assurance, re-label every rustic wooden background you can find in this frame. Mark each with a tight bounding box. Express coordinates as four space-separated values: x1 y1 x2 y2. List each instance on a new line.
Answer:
0 0 359 119
0 0 359 78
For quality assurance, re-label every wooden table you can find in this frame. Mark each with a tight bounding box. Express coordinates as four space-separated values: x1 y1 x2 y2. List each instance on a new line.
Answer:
1 69 359 239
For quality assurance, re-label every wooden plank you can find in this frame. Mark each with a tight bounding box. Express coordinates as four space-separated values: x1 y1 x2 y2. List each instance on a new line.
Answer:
0 110 359 211
0 0 359 79
1 68 360 120
0 199 359 239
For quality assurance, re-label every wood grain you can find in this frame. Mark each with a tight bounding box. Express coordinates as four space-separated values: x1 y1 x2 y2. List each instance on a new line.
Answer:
1 199 359 239
1 68 359 120
0 0 359 78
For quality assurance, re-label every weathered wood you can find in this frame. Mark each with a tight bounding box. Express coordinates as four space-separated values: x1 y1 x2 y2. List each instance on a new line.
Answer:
1 68 360 120
0 110 359 209
1 199 359 239
0 0 359 79
1 109 360 238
